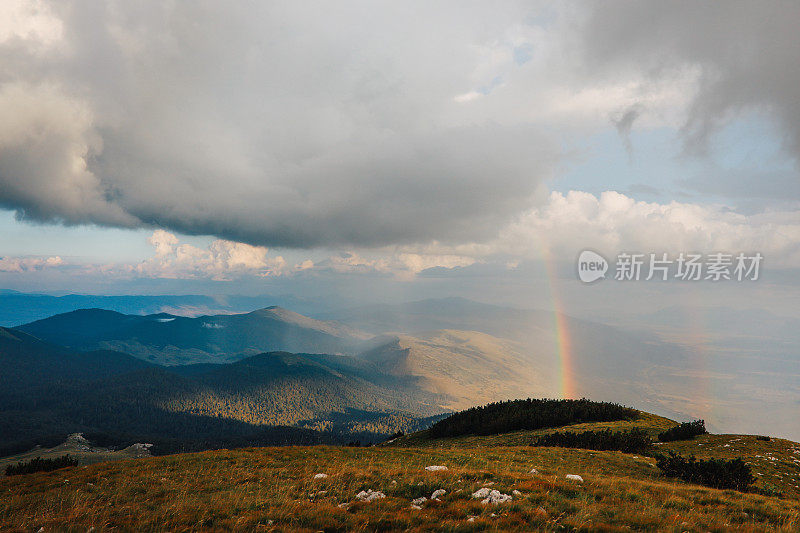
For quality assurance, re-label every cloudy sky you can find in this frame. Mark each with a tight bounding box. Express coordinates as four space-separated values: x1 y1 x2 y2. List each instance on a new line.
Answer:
1 0 799 317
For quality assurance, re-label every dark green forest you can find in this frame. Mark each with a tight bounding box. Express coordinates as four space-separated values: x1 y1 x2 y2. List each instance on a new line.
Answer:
427 398 638 438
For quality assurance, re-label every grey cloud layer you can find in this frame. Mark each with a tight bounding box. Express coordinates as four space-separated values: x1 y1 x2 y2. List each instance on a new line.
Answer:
0 1 554 247
1 1 799 249
583 0 800 160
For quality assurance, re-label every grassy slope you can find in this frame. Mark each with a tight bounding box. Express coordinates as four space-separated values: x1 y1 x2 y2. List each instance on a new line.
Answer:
2 426 799 531
393 412 800 501
658 433 800 500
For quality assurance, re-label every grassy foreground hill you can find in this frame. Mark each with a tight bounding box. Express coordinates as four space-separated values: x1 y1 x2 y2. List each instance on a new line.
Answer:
2 409 799 531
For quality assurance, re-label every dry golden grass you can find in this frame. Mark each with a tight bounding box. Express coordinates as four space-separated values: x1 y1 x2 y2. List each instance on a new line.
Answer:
393 413 800 499
2 441 799 532
656 433 800 500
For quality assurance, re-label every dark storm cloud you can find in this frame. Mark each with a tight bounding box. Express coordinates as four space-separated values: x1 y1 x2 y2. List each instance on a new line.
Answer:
582 0 800 161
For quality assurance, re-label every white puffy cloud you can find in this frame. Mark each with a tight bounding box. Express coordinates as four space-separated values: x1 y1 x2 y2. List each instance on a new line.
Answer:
356 190 800 270
0 0 62 45
0 255 62 272
129 231 292 281
479 191 800 268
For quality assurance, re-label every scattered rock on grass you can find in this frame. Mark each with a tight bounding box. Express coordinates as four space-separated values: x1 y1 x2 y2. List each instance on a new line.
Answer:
472 487 491 499
483 490 513 505
425 465 447 471
313 473 328 479
472 487 512 504
512 489 522 496
355 489 386 502
431 489 446 500
529 468 538 474
566 474 584 482
411 496 427 506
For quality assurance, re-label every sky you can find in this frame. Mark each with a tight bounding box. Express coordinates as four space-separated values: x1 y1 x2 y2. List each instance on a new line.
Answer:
0 0 799 320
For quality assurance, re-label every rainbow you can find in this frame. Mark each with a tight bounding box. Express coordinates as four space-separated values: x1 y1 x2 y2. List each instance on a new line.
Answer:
539 244 577 399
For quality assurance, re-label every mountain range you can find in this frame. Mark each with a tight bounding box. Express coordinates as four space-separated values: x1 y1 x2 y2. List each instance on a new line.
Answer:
4 296 794 456
16 306 370 365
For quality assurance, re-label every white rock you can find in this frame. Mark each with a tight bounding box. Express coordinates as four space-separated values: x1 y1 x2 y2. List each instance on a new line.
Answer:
411 496 427 506
473 488 512 505
529 468 538 474
313 473 328 479
425 465 447 471
410 504 422 510
565 474 584 482
467 517 476 522
337 503 350 509
512 489 522 496
431 489 446 500
471 487 492 499
355 489 386 502
483 490 513 505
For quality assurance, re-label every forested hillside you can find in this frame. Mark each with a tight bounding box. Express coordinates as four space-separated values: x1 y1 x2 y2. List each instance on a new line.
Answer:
0 330 445 456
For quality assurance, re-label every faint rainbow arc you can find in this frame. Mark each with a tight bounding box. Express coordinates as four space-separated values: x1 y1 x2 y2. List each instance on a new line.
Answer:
539 243 577 400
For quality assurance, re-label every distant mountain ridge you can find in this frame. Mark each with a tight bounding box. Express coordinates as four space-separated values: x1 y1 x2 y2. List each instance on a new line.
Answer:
15 307 371 365
0 291 330 327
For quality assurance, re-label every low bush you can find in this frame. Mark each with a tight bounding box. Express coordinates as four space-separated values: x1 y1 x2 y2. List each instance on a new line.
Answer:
658 420 706 442
531 428 652 453
655 452 755 491
5 455 79 476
